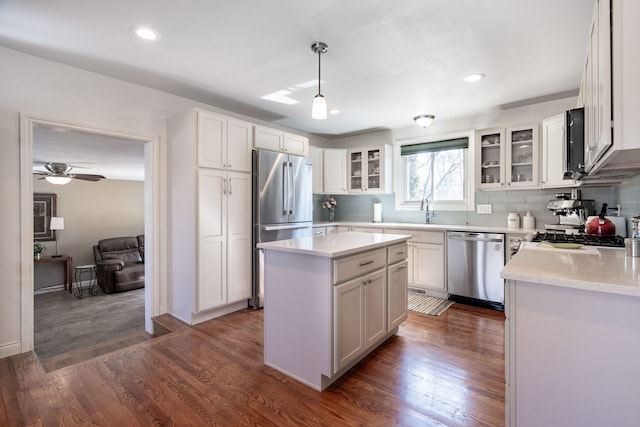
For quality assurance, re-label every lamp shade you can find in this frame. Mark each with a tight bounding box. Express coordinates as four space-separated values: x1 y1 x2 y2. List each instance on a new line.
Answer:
50 217 64 231
414 114 435 128
45 176 72 185
312 94 327 120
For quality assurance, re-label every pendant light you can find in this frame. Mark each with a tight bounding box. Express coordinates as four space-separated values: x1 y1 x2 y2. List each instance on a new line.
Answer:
311 42 328 120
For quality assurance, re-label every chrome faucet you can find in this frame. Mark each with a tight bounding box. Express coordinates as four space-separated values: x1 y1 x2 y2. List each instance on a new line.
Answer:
420 197 434 224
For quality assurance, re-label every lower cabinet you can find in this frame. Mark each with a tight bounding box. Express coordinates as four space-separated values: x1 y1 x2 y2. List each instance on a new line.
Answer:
334 268 386 373
387 260 408 330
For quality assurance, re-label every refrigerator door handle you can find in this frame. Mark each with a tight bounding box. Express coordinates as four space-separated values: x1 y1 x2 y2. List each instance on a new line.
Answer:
288 161 295 215
282 162 289 215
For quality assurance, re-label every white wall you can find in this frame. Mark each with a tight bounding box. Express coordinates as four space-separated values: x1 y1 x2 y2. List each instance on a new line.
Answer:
0 46 325 358
33 179 144 288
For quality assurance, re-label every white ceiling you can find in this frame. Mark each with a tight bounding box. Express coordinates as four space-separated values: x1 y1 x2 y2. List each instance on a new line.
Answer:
2 0 593 179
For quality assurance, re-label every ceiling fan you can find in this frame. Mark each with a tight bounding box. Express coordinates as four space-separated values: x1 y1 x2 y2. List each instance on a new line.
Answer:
33 162 106 185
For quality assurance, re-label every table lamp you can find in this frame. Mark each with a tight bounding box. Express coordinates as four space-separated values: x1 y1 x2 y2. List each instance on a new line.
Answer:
49 216 64 257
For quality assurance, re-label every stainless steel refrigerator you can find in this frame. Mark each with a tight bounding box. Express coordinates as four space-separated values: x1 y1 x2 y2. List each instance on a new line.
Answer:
250 149 313 308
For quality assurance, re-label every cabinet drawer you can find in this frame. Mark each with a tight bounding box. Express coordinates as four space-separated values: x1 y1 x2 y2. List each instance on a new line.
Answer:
312 227 327 236
385 228 444 244
333 248 386 284
387 243 408 264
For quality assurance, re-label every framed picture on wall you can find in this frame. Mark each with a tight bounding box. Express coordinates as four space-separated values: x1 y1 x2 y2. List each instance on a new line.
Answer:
34 193 57 241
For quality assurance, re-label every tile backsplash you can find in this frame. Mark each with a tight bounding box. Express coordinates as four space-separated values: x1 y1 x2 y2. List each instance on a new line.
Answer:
315 184 624 232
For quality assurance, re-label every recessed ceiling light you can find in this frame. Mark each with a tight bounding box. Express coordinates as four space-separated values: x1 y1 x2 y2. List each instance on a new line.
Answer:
329 109 340 115
131 26 161 41
462 73 485 83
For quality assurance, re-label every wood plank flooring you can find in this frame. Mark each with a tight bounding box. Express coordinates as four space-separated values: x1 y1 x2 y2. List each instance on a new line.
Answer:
0 304 505 426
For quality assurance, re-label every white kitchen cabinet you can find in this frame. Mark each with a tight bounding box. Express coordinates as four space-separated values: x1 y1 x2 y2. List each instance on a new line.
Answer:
197 170 251 311
385 228 446 298
387 260 408 330
334 267 386 373
541 114 579 188
350 226 378 233
476 125 539 190
197 110 252 173
347 145 392 194
169 108 252 325
254 125 309 157
323 149 348 194
310 145 323 193
580 0 640 176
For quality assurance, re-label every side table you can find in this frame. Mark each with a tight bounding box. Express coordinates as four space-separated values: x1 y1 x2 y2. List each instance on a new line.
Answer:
34 255 73 293
74 264 97 299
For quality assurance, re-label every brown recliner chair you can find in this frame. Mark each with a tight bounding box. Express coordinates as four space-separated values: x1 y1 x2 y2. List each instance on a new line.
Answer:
93 236 145 293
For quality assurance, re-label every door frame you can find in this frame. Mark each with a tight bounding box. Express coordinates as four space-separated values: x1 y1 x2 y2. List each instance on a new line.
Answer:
19 114 162 352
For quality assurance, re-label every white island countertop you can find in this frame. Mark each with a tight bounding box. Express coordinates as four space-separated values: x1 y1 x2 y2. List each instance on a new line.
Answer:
257 231 411 258
501 244 640 297
313 221 542 235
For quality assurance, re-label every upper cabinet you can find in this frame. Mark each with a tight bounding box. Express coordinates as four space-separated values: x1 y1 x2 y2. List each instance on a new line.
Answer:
254 125 309 157
580 0 640 176
323 149 348 194
348 145 392 194
197 110 252 173
309 146 324 193
476 125 539 190
541 114 579 188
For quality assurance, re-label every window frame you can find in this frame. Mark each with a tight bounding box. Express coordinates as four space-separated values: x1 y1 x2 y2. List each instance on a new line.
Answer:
393 130 476 212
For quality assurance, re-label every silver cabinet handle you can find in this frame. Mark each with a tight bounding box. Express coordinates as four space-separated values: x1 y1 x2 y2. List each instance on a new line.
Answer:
394 265 407 271
222 178 227 195
359 260 374 267
396 250 407 255
228 178 232 195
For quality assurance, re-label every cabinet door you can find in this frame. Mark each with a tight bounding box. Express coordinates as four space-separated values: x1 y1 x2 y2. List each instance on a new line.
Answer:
348 149 364 192
254 125 283 152
197 111 226 169
323 149 347 194
413 243 445 291
364 268 387 347
227 119 253 173
309 146 324 194
226 172 252 303
364 148 383 193
334 277 364 373
283 132 309 157
506 124 539 188
476 128 506 189
541 114 578 188
198 169 227 311
388 261 408 330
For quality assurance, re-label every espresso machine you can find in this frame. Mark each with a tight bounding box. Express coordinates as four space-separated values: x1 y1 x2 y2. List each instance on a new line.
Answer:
545 190 595 233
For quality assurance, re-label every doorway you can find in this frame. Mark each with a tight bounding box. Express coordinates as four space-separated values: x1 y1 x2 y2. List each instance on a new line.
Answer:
20 115 161 356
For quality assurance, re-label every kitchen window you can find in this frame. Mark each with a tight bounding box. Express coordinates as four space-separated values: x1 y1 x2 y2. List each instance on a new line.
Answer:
394 131 475 211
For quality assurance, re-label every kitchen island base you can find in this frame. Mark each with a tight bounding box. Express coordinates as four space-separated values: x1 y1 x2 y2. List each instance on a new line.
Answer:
260 232 410 391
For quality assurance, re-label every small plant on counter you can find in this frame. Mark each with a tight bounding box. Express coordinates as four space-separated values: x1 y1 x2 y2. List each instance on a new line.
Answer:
323 197 337 221
34 241 45 259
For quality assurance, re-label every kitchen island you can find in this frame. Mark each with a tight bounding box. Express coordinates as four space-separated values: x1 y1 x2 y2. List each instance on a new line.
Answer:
501 244 640 427
258 231 411 391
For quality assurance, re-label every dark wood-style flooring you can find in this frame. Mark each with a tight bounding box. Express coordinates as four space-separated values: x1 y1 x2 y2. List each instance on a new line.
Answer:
0 305 505 426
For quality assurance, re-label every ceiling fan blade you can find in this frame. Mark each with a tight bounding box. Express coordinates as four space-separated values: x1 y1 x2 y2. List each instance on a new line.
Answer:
33 171 49 176
70 173 106 182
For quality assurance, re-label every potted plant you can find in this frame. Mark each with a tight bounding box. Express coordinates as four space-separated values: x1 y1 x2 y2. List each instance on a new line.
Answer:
34 241 45 260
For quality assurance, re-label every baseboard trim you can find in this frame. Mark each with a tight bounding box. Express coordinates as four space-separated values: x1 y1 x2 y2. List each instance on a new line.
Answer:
0 341 22 359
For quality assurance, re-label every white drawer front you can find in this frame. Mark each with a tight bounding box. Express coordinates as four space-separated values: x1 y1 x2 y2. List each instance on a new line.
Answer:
387 242 409 264
312 227 327 236
385 228 444 244
333 248 386 284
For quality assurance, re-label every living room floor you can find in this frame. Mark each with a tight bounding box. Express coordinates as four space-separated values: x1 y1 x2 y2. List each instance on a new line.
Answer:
34 286 149 371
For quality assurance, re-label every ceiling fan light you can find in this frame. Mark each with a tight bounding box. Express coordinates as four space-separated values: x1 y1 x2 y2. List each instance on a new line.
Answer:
45 176 72 185
312 94 327 120
414 114 435 128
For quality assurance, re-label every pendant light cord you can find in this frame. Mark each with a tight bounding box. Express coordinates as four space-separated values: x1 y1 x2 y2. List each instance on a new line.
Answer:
317 50 322 96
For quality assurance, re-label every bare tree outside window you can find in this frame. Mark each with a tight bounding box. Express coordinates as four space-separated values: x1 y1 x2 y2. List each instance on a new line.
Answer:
405 149 465 202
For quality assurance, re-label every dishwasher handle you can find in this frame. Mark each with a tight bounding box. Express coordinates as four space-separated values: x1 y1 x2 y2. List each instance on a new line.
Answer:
448 235 504 243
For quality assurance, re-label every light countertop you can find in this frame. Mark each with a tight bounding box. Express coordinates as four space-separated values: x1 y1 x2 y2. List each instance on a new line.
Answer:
313 221 541 235
257 231 411 258
501 243 640 297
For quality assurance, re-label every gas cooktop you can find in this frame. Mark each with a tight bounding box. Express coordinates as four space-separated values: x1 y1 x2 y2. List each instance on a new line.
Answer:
530 231 625 248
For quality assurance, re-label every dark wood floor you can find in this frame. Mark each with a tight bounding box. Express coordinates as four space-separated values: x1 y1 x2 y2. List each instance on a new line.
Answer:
0 304 505 426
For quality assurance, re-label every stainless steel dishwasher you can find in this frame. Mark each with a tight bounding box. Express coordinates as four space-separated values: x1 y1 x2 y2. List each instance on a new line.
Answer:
447 231 505 308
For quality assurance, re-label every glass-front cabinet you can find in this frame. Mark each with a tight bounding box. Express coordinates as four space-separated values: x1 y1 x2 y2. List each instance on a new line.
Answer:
348 146 390 193
477 128 506 190
476 124 539 190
